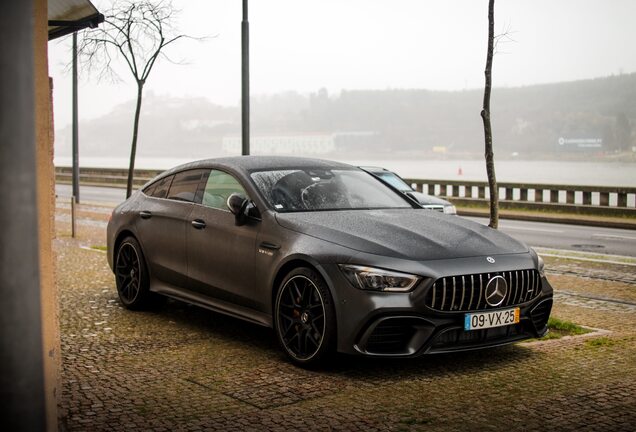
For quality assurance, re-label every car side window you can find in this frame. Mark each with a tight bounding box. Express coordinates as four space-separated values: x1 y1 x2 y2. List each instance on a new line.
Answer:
202 170 247 210
144 175 173 199
166 170 206 203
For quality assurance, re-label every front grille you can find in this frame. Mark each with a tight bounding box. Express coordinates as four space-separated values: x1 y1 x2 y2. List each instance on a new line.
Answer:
426 269 541 312
431 323 526 350
530 299 553 333
365 318 419 354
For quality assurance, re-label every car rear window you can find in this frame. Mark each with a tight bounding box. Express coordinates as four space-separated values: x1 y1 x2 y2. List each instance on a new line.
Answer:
144 175 173 199
166 170 206 203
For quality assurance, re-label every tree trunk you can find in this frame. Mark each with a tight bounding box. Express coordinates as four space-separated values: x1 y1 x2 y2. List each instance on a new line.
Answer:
126 81 144 198
481 0 498 229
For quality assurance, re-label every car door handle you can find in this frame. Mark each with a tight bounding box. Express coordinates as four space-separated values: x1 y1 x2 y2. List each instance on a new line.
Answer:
259 241 280 250
140 211 152 219
191 219 206 230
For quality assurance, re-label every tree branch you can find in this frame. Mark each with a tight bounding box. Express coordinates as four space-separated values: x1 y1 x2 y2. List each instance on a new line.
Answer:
71 0 205 197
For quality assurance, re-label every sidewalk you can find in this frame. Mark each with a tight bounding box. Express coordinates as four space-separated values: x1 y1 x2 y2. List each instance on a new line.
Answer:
56 207 636 431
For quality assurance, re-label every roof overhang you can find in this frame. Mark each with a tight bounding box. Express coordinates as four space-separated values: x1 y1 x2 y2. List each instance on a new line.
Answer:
48 0 104 41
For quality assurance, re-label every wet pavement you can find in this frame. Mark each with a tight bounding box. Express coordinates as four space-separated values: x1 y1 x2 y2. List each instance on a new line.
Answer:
55 203 636 431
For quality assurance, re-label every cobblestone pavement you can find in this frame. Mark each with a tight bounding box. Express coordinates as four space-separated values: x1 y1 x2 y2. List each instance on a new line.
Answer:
56 205 636 431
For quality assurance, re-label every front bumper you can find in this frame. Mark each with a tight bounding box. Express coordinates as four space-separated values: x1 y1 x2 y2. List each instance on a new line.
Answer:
322 254 554 357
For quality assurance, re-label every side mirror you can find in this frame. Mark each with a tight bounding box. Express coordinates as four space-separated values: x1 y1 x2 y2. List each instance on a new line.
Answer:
227 193 260 226
227 193 247 214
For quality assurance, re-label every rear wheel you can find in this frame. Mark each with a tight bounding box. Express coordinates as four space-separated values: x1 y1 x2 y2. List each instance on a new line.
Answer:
115 236 151 309
274 267 336 367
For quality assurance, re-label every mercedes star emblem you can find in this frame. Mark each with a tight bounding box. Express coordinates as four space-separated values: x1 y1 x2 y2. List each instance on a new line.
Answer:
485 275 508 307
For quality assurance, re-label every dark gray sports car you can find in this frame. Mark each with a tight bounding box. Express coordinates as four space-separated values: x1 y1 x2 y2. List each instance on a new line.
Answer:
107 156 553 366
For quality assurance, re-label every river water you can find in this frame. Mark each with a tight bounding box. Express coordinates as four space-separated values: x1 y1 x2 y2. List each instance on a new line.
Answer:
54 156 636 187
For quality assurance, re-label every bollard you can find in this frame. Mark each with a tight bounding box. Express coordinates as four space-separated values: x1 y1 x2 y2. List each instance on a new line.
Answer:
71 196 76 238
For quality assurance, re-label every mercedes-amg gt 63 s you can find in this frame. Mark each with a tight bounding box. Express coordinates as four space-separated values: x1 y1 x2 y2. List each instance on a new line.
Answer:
107 156 553 366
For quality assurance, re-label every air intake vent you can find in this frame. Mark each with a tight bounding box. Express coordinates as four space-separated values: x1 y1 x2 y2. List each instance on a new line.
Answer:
431 323 526 350
530 299 553 333
364 318 420 354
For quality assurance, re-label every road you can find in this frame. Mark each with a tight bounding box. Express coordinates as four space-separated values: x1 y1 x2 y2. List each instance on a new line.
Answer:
57 183 127 204
467 217 636 257
56 184 636 257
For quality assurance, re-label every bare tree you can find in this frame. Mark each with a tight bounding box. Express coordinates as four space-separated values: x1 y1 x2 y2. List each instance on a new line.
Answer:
78 1 195 197
481 0 498 228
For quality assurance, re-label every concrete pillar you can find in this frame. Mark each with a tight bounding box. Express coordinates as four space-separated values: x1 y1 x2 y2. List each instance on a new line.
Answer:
0 0 47 430
34 0 60 427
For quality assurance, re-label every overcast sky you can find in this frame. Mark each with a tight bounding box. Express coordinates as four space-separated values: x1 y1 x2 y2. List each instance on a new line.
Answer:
48 0 636 128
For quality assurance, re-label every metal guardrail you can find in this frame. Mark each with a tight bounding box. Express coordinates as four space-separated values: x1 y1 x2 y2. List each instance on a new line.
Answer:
405 178 636 217
55 166 161 188
54 167 636 217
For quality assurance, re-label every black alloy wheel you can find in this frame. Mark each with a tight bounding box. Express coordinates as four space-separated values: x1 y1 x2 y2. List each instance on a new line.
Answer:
275 268 335 366
115 237 150 309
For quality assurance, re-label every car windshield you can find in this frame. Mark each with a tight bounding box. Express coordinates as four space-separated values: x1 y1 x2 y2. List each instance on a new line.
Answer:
251 168 411 212
374 171 412 191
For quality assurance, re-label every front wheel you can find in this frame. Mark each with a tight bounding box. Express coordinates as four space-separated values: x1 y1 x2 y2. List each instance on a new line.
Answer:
274 267 336 367
114 236 152 310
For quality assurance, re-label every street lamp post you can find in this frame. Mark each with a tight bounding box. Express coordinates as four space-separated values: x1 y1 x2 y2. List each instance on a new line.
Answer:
241 0 250 155
72 31 80 202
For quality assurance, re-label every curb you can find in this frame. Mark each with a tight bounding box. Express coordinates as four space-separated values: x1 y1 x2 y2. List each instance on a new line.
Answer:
521 326 612 347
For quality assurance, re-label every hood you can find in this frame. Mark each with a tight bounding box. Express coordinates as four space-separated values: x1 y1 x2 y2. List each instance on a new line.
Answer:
275 209 528 261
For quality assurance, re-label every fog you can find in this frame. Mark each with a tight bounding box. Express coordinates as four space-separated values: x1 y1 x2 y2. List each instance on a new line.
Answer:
49 0 636 125
48 0 636 182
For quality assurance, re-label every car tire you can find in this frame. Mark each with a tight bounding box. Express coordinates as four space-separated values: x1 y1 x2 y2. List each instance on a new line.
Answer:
114 236 152 310
274 267 336 367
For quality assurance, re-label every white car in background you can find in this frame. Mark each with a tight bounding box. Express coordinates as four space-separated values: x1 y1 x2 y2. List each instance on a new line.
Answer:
360 166 457 215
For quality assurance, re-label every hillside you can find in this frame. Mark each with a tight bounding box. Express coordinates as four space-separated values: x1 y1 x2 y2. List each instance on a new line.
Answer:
55 73 636 160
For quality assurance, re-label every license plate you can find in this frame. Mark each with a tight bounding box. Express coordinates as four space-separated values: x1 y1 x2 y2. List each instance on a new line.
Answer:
464 308 520 331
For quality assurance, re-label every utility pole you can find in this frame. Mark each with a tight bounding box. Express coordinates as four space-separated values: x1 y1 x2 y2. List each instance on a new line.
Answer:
72 31 80 202
241 0 250 155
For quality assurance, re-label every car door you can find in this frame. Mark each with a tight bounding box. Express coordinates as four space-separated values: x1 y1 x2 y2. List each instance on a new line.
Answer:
136 169 206 290
187 169 262 311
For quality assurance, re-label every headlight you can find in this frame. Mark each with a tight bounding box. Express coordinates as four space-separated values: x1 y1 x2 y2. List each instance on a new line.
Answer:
443 205 457 215
339 265 420 292
537 254 545 277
